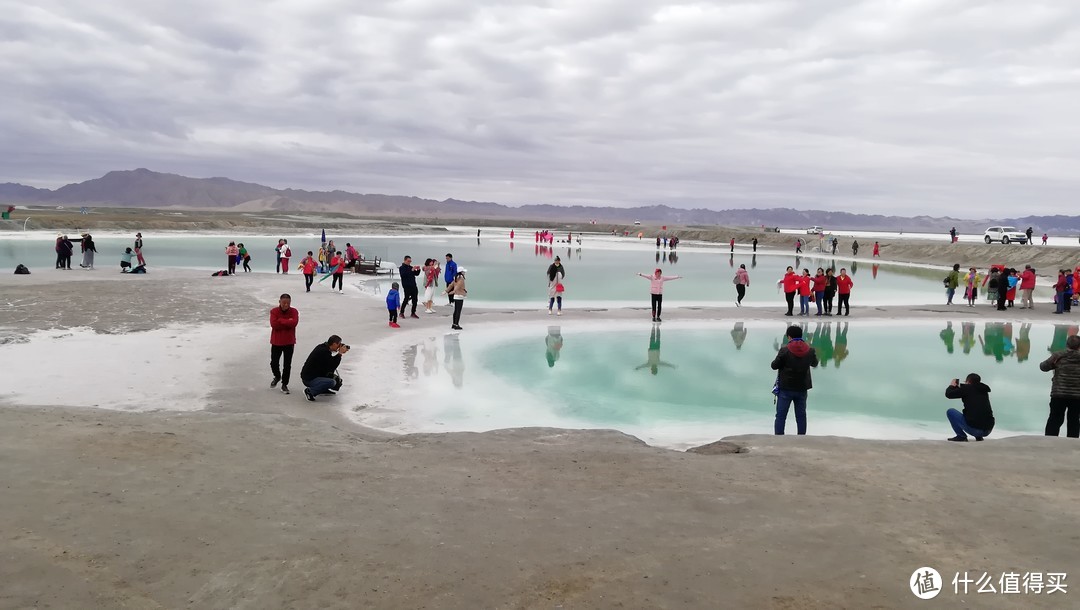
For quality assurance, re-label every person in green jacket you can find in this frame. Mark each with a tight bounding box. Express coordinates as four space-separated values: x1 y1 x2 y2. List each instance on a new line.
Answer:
946 263 961 305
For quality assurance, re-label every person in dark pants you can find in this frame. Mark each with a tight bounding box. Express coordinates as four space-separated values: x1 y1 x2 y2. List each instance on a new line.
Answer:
781 266 797 316
823 268 837 315
1041 335 1080 437
398 255 422 318
269 294 298 395
637 268 681 322
752 237 758 252
771 325 819 435
945 373 995 441
836 268 853 316
443 253 458 305
445 270 467 330
300 335 349 401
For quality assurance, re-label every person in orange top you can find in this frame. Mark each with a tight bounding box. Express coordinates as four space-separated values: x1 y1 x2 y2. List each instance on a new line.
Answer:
329 251 345 294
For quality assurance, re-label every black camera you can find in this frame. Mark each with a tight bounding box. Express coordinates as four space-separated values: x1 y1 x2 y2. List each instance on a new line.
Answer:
344 344 351 350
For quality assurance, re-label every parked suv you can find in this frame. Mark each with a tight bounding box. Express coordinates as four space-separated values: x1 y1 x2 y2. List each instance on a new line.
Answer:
983 226 1027 244
806 226 824 234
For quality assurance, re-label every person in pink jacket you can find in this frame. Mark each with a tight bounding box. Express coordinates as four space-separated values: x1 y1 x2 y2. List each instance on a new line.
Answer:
637 268 682 322
734 264 750 306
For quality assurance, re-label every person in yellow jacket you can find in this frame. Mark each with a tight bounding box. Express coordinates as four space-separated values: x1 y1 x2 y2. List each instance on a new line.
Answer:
964 267 983 307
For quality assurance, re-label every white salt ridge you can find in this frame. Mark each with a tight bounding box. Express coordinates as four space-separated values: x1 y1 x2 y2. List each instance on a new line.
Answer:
0 324 255 412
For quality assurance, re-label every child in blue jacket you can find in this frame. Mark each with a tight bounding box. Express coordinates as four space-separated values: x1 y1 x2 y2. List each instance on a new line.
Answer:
387 282 401 328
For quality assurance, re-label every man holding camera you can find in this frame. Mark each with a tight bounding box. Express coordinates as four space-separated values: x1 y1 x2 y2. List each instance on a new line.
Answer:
300 335 349 402
944 373 995 442
1040 334 1080 438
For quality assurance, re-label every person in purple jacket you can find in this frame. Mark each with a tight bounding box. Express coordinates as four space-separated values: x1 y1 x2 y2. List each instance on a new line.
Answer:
637 268 682 322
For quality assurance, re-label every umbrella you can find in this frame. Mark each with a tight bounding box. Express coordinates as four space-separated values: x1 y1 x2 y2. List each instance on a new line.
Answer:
321 228 326 243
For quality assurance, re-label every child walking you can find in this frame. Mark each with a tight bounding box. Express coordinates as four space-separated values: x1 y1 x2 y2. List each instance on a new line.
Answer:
387 282 401 328
637 268 682 322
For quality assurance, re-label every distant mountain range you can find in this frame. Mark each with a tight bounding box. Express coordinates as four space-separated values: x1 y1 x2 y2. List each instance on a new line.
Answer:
2 168 1078 233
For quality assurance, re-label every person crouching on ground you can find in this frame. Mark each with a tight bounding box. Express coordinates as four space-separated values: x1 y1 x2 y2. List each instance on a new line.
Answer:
387 282 401 328
945 373 995 442
120 247 136 272
300 335 349 401
771 325 819 435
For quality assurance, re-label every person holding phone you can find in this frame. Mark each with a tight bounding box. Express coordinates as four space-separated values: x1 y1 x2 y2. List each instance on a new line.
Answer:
944 373 995 442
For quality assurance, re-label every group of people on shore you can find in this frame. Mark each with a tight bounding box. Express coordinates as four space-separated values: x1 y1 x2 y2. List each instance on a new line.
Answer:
52 231 146 272
775 266 854 317
387 253 467 330
944 263 1079 312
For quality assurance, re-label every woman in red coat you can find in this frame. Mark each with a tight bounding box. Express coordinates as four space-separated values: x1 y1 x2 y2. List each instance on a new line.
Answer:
781 266 798 316
798 269 813 316
836 268 854 316
812 267 828 316
872 241 880 257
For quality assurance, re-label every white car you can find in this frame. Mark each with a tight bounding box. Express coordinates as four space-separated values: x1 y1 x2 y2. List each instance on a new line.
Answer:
983 226 1027 245
806 226 823 234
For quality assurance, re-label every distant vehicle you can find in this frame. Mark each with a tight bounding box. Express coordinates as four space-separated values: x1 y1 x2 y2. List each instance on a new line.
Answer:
806 226 824 234
633 220 641 225
983 226 1027 245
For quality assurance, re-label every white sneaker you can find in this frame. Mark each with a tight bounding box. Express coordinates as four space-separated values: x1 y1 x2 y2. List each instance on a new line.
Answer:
547 309 552 315
425 309 435 314
556 310 562 316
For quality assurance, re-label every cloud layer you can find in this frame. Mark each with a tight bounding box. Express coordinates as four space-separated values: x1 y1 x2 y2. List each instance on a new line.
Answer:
4 0 1079 214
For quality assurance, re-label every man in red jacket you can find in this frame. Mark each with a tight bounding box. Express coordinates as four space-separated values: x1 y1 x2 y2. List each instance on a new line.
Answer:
1019 265 1036 309
270 293 299 394
836 268 853 316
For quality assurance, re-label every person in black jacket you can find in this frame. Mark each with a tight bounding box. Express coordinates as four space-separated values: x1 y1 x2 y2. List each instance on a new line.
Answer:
300 335 349 401
771 325 819 435
945 373 995 441
398 256 422 319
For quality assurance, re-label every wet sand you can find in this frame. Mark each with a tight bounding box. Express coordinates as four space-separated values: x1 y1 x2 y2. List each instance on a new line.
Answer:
2 257 1079 608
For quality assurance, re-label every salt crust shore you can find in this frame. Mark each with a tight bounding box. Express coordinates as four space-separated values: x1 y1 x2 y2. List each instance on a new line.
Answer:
2 266 1080 608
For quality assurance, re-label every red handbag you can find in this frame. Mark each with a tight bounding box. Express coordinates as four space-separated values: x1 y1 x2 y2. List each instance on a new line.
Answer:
555 283 565 293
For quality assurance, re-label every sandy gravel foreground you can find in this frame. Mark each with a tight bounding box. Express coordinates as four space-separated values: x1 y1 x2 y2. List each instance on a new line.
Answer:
2 406 1079 610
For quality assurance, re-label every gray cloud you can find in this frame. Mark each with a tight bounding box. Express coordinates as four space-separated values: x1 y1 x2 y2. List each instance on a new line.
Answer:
3 0 1080 215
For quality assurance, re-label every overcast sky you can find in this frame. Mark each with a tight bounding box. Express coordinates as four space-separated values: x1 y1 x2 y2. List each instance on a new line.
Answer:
3 0 1079 215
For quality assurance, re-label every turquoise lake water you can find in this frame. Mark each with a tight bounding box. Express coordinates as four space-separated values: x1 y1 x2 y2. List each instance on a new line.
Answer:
352 321 1072 447
1 232 991 307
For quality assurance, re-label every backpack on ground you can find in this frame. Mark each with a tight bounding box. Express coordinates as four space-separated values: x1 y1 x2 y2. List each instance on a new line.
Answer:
14 264 30 275
211 270 230 277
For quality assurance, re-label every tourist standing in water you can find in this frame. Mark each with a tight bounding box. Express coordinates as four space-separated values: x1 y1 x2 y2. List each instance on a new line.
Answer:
225 241 239 274
1040 335 1080 437
781 266 797 316
547 256 565 315
945 374 994 442
637 268 681 322
836 268 853 316
269 293 298 395
301 252 316 292
445 270 467 330
734 263 750 307
134 232 146 266
771 325 819 435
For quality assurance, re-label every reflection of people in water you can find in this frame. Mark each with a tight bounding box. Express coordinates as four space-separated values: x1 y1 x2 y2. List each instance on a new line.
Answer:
809 322 834 368
980 322 1010 362
422 336 439 376
444 334 465 388
545 326 563 367
730 322 747 350
1016 323 1031 363
872 263 879 279
1049 325 1079 353
403 343 420 379
635 326 676 375
851 260 858 275
668 251 678 264
751 254 757 269
960 322 976 354
832 322 849 368
940 322 955 354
